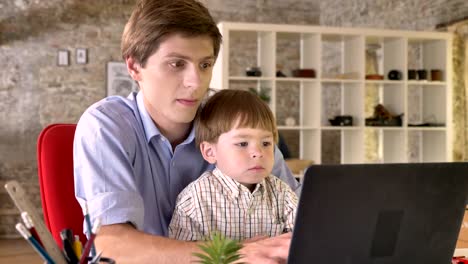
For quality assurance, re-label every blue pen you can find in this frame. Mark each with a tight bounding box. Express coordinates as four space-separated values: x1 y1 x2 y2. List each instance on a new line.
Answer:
84 203 97 257
16 223 56 264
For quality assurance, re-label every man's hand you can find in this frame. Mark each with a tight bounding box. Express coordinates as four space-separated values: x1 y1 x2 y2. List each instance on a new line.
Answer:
239 232 292 264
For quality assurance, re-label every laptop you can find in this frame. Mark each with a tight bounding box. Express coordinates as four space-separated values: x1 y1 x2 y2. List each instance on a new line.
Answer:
288 162 468 264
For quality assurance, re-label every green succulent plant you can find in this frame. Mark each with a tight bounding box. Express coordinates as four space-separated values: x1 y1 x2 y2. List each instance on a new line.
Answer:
193 232 244 264
248 87 271 103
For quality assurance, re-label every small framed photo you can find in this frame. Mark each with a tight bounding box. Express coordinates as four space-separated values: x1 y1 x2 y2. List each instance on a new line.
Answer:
106 61 139 97
57 50 70 66
76 48 88 64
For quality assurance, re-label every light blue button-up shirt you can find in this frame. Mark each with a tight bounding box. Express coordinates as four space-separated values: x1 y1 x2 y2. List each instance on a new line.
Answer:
74 91 301 236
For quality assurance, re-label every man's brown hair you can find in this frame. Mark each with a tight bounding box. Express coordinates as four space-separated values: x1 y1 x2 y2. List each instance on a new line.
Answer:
121 0 222 67
195 89 278 147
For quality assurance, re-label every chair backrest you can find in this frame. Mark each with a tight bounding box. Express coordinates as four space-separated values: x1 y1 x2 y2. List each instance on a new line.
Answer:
37 124 86 246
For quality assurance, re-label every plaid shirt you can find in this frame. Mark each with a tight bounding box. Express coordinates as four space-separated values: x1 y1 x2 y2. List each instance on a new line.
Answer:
168 167 298 241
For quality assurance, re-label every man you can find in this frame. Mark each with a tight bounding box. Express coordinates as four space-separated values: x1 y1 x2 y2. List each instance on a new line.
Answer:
74 0 301 263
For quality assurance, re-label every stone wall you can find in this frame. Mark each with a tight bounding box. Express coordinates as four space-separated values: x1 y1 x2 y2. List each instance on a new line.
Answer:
0 0 319 237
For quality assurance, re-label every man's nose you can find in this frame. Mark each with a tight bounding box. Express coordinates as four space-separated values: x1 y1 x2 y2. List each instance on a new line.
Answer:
184 66 202 89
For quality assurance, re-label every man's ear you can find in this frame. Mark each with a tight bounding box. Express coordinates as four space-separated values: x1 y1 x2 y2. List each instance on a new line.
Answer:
200 141 217 164
125 56 142 81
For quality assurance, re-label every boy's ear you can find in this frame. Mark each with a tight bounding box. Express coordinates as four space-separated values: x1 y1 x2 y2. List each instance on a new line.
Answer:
200 141 217 164
125 56 142 81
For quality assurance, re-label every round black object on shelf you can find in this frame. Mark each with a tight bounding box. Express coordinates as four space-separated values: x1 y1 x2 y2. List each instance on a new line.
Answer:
388 70 402 80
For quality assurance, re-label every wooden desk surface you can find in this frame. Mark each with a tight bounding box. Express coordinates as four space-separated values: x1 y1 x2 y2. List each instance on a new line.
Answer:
0 238 43 264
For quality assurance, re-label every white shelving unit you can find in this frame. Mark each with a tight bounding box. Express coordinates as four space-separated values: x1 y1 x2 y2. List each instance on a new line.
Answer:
210 22 453 164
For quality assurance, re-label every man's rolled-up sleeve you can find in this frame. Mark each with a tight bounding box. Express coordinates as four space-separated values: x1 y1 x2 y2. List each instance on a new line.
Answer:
74 108 144 233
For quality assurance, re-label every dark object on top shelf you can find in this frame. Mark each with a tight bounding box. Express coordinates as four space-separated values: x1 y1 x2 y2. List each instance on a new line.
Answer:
408 69 417 80
292 69 315 78
329 115 353 126
408 123 445 127
388 70 402 80
365 74 384 80
246 67 262 77
365 104 403 127
276 70 287 77
417 69 427 80
431 69 443 81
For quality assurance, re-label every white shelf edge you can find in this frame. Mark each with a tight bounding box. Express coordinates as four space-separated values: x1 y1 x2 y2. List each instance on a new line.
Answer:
228 76 274 81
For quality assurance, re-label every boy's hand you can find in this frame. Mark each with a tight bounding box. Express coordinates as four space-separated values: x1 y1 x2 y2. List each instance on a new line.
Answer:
239 232 292 264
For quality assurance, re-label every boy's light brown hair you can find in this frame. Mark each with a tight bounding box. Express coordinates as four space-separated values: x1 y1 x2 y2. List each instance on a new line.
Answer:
121 0 222 67
195 89 278 147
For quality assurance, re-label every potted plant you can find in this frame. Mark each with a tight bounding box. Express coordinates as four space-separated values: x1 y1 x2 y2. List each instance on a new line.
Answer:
193 232 243 264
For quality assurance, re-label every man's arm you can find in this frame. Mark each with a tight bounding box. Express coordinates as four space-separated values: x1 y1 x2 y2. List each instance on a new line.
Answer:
97 224 292 264
96 224 200 263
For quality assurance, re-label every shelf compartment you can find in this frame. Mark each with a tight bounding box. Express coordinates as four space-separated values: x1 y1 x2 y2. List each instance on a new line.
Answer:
276 81 300 127
407 39 447 81
365 37 406 81
407 84 446 127
228 79 274 109
301 82 320 127
301 129 321 163
342 130 364 164
278 130 300 159
380 130 407 163
321 34 364 81
227 30 276 78
408 130 447 162
321 130 339 164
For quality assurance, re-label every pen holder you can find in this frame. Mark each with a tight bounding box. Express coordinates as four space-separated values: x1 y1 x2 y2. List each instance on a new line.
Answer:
86 256 116 263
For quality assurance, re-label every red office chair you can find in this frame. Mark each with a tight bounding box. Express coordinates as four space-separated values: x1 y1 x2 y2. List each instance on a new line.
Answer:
37 123 87 246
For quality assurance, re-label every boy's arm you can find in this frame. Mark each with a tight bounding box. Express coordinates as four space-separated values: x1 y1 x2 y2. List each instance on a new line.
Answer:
284 188 299 232
168 197 205 241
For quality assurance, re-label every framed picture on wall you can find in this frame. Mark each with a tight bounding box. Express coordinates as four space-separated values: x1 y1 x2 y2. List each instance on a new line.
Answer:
57 50 70 66
106 61 139 97
76 48 88 64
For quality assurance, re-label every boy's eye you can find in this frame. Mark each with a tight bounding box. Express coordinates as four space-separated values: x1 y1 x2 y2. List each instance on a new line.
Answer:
237 142 248 147
263 141 272 147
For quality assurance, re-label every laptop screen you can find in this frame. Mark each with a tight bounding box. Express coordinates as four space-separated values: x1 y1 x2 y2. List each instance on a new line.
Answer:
289 162 468 264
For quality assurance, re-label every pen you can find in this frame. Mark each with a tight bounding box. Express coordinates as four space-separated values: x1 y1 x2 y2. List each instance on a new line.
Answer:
79 218 101 264
61 230 79 264
16 223 56 264
89 250 103 264
84 203 97 257
72 235 83 258
21 211 44 248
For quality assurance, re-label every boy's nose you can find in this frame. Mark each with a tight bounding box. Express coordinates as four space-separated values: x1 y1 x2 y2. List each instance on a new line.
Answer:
251 145 263 158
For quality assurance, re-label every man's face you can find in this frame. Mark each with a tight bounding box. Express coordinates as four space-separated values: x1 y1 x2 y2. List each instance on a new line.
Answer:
201 127 275 190
131 34 215 128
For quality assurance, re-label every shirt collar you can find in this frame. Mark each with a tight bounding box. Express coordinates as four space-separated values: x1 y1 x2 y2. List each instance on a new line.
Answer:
213 167 266 199
135 91 195 144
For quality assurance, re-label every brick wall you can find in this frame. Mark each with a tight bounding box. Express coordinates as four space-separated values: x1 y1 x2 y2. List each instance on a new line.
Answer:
1 0 466 237
0 0 319 237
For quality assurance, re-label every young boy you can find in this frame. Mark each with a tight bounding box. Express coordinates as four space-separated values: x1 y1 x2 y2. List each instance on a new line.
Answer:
169 89 298 241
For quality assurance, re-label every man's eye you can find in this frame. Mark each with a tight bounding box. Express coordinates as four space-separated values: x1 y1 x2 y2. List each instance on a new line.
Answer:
200 62 212 69
169 60 185 68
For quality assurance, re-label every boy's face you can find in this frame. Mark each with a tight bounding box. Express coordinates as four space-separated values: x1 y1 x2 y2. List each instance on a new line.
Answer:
127 34 216 127
200 127 275 190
